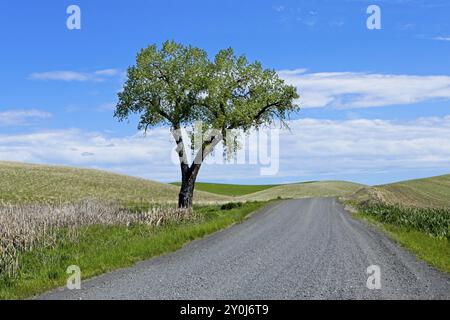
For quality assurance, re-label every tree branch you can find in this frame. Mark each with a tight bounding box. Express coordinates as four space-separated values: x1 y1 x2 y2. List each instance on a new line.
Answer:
192 133 223 168
227 101 282 130
254 101 281 122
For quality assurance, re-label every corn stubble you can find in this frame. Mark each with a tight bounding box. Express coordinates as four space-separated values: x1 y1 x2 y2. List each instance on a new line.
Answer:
0 201 193 280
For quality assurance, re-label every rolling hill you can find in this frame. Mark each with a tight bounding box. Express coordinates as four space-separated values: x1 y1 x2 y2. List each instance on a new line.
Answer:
350 174 450 208
0 162 228 204
0 161 368 205
171 182 279 196
239 181 365 201
7 161 447 208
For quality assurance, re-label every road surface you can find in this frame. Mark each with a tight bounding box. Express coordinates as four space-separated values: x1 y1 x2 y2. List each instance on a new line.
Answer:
38 198 450 300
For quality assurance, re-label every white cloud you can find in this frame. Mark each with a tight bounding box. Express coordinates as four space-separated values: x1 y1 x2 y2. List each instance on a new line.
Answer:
278 69 450 109
277 68 308 76
1 116 450 183
329 19 345 27
94 69 120 76
96 103 116 112
29 69 120 82
0 109 52 126
0 128 177 181
273 5 285 12
433 36 450 42
280 117 450 176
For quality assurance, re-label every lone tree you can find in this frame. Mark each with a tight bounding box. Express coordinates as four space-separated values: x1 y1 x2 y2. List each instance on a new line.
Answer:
115 41 299 208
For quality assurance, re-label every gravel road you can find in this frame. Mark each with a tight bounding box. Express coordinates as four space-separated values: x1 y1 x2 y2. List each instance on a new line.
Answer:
38 198 450 300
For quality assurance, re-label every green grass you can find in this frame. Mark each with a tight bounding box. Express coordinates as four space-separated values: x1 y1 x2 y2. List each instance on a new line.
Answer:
352 210 450 274
171 182 279 196
0 161 228 204
0 201 268 300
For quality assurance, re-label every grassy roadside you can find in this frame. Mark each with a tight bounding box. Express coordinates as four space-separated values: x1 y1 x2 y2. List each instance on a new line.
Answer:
345 202 450 274
0 201 269 300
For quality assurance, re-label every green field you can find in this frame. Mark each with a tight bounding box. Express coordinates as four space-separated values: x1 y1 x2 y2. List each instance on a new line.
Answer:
171 182 279 196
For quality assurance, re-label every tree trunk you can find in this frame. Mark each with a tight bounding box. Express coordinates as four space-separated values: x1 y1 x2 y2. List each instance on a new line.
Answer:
172 124 220 209
178 178 195 208
178 164 200 208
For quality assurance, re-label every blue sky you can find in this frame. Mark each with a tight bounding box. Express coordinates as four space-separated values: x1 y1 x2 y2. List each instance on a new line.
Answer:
1 0 450 185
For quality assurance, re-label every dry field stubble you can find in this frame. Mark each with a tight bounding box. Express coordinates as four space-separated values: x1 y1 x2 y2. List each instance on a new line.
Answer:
0 200 194 280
